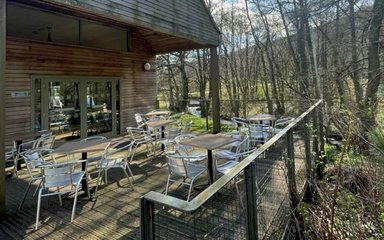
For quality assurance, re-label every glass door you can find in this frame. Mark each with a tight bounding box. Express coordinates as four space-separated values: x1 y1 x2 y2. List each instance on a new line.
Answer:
35 77 119 141
86 81 113 135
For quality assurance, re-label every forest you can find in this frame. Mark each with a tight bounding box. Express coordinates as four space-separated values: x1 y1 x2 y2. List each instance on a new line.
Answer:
156 0 384 239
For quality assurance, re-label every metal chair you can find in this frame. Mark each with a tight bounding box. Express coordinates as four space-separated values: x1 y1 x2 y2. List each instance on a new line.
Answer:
134 113 146 129
80 136 108 160
94 140 135 198
126 127 154 161
35 160 86 229
34 134 56 161
181 120 193 134
157 127 182 153
215 135 252 163
5 147 15 165
248 124 271 157
231 117 249 131
174 134 207 160
19 149 53 209
12 138 40 176
273 117 295 135
248 124 271 147
165 154 208 201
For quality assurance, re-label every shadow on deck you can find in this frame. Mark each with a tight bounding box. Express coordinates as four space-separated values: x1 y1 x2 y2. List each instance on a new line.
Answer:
0 132 305 239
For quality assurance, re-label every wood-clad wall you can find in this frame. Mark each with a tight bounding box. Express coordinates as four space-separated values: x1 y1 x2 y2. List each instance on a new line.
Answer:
5 33 157 145
48 0 220 46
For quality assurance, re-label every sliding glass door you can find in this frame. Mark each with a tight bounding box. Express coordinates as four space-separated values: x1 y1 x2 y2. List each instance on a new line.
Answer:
34 77 119 141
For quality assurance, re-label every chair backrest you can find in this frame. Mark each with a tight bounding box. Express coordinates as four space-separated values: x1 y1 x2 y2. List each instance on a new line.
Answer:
134 113 146 128
248 124 271 142
232 117 249 130
35 135 56 149
174 134 196 155
5 148 15 162
126 127 150 142
182 120 193 134
274 117 294 128
80 136 107 142
23 150 50 178
166 154 187 177
102 140 134 162
236 135 251 155
167 127 182 141
41 161 81 188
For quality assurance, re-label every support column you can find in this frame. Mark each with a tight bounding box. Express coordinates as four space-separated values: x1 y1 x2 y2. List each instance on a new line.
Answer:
210 47 220 133
140 197 154 239
0 0 6 216
245 161 258 240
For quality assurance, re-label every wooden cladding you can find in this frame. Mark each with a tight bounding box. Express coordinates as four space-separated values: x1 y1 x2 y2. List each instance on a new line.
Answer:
17 0 220 53
5 37 157 146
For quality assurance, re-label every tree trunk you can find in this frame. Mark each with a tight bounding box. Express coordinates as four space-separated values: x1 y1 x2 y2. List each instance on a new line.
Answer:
178 51 189 111
362 0 384 127
349 0 363 106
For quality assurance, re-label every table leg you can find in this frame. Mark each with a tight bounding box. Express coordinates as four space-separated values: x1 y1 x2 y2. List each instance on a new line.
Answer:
161 126 165 151
207 150 216 184
81 152 89 196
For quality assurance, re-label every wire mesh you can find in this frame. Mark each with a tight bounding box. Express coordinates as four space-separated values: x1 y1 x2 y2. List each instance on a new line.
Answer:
153 179 247 239
143 100 320 239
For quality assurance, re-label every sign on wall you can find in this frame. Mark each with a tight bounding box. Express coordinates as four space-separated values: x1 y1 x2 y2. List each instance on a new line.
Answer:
11 91 29 97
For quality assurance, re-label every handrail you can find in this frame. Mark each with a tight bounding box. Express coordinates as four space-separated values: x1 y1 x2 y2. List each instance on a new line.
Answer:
142 100 323 212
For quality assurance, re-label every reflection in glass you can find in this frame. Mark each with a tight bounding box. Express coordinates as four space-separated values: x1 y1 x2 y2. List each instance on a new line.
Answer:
48 82 81 140
86 82 113 135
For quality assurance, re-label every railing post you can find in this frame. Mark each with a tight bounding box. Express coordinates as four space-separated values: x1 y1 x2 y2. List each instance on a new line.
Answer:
286 129 299 210
304 115 314 202
245 161 258 240
140 197 154 240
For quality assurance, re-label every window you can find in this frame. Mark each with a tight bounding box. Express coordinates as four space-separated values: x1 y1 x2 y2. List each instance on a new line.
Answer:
7 3 130 52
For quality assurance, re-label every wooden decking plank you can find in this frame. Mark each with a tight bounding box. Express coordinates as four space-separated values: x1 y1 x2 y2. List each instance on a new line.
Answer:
1 135 305 239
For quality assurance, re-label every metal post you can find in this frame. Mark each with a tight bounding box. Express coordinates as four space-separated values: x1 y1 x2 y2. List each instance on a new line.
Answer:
245 162 258 240
286 129 299 210
210 47 220 134
303 115 314 202
206 100 209 131
140 197 154 240
0 0 6 217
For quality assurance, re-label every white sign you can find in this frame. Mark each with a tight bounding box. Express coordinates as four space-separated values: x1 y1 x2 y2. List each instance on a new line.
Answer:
11 91 29 97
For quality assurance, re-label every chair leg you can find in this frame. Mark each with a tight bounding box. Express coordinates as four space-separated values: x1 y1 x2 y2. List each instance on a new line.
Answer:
122 167 134 189
83 173 91 200
104 169 108 185
94 169 104 199
165 175 171 196
71 185 80 222
187 180 194 202
55 187 63 206
35 188 43 230
33 180 42 197
130 145 138 162
125 164 135 182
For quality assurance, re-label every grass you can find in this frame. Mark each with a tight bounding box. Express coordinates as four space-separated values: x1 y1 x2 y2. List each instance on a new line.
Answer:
176 113 235 133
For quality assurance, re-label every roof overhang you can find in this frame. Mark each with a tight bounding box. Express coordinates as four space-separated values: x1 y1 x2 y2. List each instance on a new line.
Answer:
9 0 220 54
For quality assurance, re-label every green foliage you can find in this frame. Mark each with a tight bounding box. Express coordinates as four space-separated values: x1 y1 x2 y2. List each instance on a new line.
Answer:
300 203 315 239
369 126 384 152
177 113 235 133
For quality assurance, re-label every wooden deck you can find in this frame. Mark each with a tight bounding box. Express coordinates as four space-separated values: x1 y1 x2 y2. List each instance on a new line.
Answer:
0 140 210 239
0 133 306 239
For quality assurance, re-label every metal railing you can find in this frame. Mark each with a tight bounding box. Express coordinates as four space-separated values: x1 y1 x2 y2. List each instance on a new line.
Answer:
141 100 322 239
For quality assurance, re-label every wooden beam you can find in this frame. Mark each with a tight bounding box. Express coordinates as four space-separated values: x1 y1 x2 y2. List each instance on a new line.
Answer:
210 47 220 133
0 0 6 216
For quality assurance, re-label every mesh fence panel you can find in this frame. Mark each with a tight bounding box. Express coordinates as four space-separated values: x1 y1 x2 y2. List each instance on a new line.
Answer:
143 100 319 239
153 179 247 239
